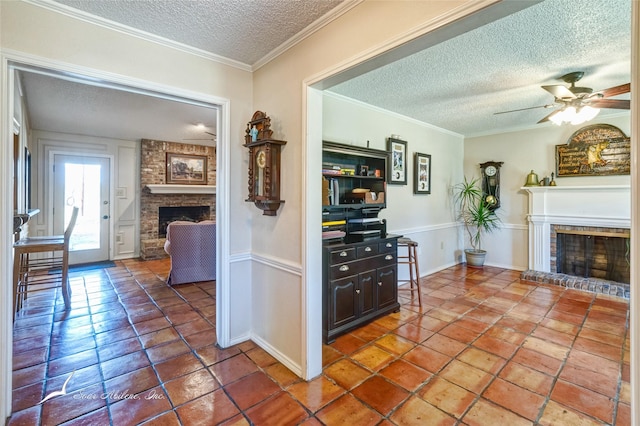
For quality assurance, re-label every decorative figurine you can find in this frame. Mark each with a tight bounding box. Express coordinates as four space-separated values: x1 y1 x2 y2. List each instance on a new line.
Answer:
250 125 258 142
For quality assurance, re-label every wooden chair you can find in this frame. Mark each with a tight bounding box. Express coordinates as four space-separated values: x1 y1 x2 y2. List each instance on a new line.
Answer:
13 207 79 313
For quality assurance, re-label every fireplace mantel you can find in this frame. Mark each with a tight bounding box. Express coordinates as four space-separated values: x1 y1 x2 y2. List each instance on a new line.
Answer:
522 185 630 272
146 184 216 194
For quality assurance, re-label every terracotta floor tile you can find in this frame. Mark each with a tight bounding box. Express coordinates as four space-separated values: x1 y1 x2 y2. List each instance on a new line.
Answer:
45 364 102 395
196 344 241 366
264 363 303 388
138 327 181 349
403 344 451 373
616 402 631 426
531 325 575 347
61 407 111 426
100 350 150 380
417 376 475 418
439 360 493 394
225 371 281 410
175 389 240 425
538 400 604 426
374 333 415 355
12 363 46 389
321 344 343 367
287 375 345 412
164 369 219 407
146 339 191 363
379 359 431 391
139 410 182 425
49 337 96 360
565 348 620 376
462 398 531 426
13 348 49 371
351 375 409 416
550 380 614 423
458 347 506 374
154 352 205 382
389 395 456 426
522 336 570 360
422 333 467 357
472 334 518 359
498 362 553 395
349 322 390 342
393 322 434 343
410 314 449 332
540 317 579 335
351 345 395 371
104 366 159 400
558 363 618 398
245 391 309 426
494 316 537 334
12 381 44 413
209 353 259 385
484 378 545 420
132 316 172 335
174 318 214 337
315 393 382 426
109 386 172 425
97 336 142 361
330 333 368 355
47 349 99 377
511 347 563 376
439 323 478 344
323 358 372 390
245 346 278 368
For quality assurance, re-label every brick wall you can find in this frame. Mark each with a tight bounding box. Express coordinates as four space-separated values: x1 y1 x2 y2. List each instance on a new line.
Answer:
140 139 216 259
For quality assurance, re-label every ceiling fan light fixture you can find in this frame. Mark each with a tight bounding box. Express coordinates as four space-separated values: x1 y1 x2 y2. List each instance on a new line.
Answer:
549 105 600 126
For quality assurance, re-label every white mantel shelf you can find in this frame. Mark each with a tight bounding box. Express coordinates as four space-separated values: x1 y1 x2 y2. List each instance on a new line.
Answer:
146 184 216 194
521 185 631 192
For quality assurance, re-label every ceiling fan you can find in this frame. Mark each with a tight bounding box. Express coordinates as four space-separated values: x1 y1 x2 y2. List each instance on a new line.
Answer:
495 71 630 125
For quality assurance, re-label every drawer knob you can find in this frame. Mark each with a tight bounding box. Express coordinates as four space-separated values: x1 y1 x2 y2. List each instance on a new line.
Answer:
339 251 348 257
364 246 372 252
339 265 349 271
355 289 361 294
385 255 393 260
378 282 383 286
386 243 392 248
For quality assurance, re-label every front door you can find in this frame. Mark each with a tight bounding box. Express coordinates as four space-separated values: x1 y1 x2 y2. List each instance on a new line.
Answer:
53 154 110 264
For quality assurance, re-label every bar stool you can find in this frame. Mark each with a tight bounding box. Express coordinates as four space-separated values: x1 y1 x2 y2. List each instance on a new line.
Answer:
397 237 422 307
13 207 79 313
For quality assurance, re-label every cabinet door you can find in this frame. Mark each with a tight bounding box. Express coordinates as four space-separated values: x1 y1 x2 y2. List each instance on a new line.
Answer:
359 270 377 316
377 266 397 309
329 275 358 329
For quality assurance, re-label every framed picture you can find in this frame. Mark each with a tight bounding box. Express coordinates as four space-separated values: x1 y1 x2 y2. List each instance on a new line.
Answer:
387 137 407 185
166 153 208 184
414 152 431 194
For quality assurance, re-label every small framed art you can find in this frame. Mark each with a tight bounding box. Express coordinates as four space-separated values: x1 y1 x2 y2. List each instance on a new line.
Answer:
414 152 431 194
387 137 407 185
166 153 208 184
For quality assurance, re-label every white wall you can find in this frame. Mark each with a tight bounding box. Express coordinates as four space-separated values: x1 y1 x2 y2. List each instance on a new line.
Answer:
464 114 631 270
323 93 464 275
31 130 139 259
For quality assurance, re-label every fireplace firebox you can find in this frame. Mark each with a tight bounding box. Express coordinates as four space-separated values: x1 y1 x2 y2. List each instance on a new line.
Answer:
158 206 210 237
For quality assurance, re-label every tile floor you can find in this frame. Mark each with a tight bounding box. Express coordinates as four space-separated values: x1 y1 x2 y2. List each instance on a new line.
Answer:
9 259 630 425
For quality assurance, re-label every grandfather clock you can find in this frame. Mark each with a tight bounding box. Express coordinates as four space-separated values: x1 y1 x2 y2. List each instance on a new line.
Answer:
479 161 503 210
244 111 286 216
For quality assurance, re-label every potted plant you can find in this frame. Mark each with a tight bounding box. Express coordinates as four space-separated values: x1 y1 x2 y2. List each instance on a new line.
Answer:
453 176 501 267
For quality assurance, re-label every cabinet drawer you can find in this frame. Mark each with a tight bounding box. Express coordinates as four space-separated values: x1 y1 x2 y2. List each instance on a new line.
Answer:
378 252 396 265
379 240 397 253
357 244 378 258
329 248 355 264
330 260 359 279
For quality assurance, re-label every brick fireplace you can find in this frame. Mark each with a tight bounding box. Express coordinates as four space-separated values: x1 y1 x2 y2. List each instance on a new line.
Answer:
521 185 630 298
140 139 216 260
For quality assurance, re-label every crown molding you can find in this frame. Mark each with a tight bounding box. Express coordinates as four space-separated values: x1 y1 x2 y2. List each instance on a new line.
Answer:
23 0 252 72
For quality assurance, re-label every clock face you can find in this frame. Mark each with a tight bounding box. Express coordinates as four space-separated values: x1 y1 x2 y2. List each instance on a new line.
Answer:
485 165 497 176
256 150 267 169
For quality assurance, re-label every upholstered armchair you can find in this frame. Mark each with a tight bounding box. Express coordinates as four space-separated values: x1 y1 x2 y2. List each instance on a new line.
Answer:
164 220 216 285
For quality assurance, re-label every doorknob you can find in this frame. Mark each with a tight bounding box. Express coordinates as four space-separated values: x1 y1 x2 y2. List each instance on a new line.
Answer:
102 215 109 219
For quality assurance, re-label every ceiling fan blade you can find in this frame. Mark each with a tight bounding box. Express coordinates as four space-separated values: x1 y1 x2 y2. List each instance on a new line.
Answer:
494 104 554 115
542 85 576 99
588 99 630 109
598 83 630 98
537 109 559 124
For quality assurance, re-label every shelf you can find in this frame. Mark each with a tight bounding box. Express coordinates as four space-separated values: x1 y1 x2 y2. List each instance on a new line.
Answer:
146 184 216 194
323 173 384 180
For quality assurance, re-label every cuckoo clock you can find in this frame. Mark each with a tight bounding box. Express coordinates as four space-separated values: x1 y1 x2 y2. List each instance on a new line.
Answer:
479 161 503 210
244 111 286 216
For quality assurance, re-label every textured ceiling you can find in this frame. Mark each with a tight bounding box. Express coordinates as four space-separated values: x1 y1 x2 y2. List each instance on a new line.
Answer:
21 0 632 142
51 0 344 66
329 0 631 136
